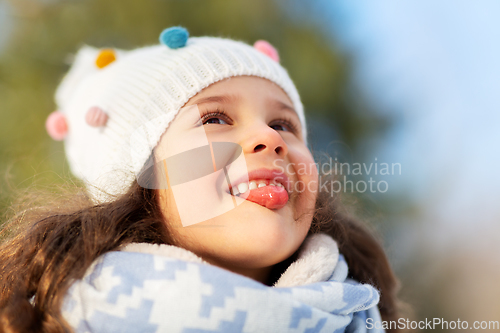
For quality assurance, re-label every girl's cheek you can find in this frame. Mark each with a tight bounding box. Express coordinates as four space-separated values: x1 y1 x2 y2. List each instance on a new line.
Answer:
287 145 319 206
288 145 318 182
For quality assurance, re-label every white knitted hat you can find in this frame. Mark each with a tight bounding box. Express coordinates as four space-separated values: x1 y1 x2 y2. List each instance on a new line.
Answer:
46 27 306 201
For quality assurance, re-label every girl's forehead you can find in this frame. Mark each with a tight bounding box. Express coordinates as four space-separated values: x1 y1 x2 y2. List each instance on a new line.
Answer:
186 76 294 107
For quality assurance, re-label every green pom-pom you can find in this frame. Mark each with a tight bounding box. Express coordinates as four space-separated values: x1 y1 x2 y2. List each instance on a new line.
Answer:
159 26 189 49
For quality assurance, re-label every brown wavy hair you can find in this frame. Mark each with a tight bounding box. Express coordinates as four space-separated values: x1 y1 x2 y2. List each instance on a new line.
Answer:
0 169 401 332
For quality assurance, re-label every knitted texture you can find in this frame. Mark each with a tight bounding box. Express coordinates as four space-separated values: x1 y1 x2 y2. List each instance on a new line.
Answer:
55 36 306 202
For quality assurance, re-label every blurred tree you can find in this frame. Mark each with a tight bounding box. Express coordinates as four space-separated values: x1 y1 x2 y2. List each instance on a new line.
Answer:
0 0 387 222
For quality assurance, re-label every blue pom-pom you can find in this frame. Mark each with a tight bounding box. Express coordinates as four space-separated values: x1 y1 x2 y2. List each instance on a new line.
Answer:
159 26 189 49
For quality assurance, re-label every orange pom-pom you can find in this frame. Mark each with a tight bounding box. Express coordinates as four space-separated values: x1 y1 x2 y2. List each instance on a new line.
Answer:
95 49 116 69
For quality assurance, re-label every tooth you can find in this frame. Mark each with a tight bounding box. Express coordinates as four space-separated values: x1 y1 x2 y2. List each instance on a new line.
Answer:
269 183 276 186
249 181 257 190
237 182 249 194
231 187 240 195
277 183 284 188
258 182 266 188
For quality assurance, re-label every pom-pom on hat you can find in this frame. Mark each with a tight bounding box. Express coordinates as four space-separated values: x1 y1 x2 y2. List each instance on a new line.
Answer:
159 26 189 49
51 26 306 202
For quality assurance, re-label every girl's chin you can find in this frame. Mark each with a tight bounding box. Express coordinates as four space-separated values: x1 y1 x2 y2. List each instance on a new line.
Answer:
201 236 301 270
175 212 310 271
175 201 308 263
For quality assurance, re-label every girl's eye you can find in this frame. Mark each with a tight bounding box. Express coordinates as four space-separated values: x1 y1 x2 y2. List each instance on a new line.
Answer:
200 109 232 126
270 124 288 131
204 117 228 125
269 118 299 134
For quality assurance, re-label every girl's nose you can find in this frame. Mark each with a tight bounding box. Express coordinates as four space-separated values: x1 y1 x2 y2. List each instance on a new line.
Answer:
242 124 288 158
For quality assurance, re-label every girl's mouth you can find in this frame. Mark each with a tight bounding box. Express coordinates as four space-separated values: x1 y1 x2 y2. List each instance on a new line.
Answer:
228 179 289 210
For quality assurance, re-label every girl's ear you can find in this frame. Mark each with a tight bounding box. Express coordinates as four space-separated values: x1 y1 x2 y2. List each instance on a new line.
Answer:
253 40 280 63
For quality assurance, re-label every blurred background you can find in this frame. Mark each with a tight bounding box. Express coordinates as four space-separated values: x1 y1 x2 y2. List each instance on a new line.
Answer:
1 0 499 331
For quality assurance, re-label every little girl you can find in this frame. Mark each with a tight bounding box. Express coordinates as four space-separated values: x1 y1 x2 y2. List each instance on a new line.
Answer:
0 27 400 332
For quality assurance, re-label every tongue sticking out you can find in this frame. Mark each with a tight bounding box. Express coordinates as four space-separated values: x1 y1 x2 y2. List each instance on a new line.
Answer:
244 185 289 210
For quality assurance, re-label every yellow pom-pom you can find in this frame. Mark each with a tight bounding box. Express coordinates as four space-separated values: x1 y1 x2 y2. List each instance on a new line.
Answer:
95 49 116 69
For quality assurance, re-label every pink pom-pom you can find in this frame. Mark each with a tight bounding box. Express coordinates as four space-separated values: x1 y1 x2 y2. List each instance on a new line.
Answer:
85 106 109 127
45 111 68 141
253 40 280 63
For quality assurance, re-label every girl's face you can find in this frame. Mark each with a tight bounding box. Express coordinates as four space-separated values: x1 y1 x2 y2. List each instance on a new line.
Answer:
156 76 318 282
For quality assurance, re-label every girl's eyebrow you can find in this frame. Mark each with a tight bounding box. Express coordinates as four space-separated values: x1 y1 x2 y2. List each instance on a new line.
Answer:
191 94 297 116
191 94 240 106
269 99 296 114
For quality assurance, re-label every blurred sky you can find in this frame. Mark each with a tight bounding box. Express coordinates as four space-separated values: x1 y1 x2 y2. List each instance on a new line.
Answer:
286 0 500 253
